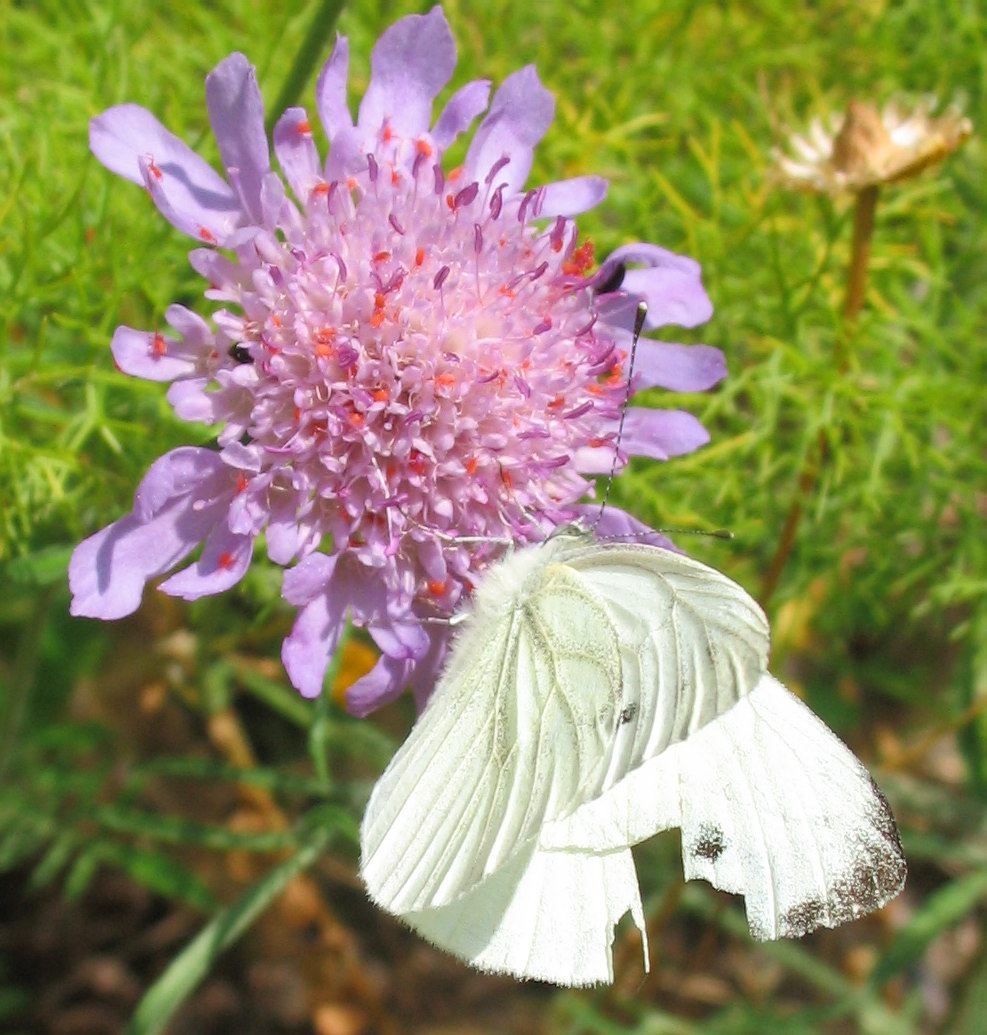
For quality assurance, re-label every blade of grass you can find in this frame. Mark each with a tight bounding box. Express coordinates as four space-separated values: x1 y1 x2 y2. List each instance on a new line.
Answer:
124 824 331 1035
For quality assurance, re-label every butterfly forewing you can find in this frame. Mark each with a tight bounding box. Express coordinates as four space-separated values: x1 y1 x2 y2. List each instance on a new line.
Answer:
557 542 770 795
362 538 627 914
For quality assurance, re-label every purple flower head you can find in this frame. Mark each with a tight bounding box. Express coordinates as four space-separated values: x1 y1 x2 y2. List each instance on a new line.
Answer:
71 7 725 714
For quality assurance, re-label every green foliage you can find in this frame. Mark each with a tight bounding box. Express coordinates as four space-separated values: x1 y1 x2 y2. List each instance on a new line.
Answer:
1 0 985 1032
125 820 337 1035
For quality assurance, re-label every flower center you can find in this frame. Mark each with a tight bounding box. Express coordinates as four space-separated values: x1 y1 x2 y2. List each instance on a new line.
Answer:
216 129 626 612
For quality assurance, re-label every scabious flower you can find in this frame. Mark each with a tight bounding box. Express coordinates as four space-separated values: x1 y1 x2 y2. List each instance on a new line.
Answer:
70 7 725 714
776 96 971 195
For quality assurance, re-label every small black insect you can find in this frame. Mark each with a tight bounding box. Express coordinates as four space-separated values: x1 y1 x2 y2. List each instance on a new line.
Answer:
229 343 253 364
595 262 626 296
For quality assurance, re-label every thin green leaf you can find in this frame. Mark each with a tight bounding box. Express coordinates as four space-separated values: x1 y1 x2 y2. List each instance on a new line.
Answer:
91 841 217 912
308 622 350 791
124 827 331 1035
94 806 299 853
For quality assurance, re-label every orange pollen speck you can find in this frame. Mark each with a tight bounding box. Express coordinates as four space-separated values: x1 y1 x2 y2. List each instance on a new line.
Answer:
446 194 455 210
293 406 302 423
348 411 365 428
435 373 456 388
236 472 249 494
373 251 391 263
374 292 386 310
315 341 334 358
415 138 433 158
382 124 394 143
218 552 236 570
370 310 386 329
498 285 515 298
500 469 513 488
562 240 596 276
296 120 311 135
198 227 216 243
448 165 463 182
372 388 389 402
427 580 447 597
147 160 163 180
588 437 610 448
587 383 604 396
346 177 358 190
547 395 566 411
151 332 167 357
466 457 479 476
414 247 425 267
391 169 401 186
271 314 283 328
312 182 330 196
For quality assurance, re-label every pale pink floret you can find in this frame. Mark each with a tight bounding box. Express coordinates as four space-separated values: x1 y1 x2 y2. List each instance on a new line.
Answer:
71 7 725 713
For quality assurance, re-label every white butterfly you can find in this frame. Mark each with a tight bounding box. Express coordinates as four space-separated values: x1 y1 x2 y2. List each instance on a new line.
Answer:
360 531 906 986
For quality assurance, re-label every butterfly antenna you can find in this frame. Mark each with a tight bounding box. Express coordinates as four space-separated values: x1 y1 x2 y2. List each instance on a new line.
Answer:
656 526 734 540
594 302 647 529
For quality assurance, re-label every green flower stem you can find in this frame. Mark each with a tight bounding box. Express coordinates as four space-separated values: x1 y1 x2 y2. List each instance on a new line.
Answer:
266 0 347 136
761 185 880 608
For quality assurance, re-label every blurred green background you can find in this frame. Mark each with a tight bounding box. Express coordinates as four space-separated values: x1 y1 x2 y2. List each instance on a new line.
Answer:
1 0 984 1032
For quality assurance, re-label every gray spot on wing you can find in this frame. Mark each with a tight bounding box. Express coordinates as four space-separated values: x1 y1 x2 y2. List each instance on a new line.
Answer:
618 703 637 725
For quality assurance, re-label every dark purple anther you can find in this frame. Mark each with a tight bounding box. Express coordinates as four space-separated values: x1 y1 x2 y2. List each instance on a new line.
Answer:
331 251 347 282
549 216 566 250
433 265 450 290
383 269 406 294
532 317 553 335
489 185 504 220
529 261 549 282
540 455 571 469
453 182 479 209
433 164 445 195
562 402 594 420
473 223 483 254
367 154 379 183
484 155 511 185
517 189 537 224
514 375 531 398
389 214 405 235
